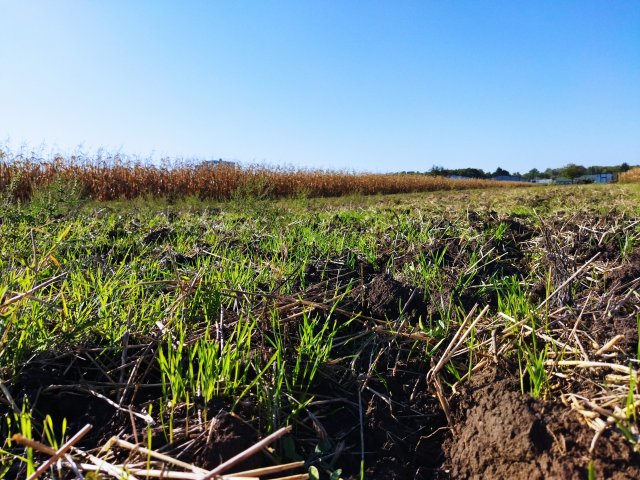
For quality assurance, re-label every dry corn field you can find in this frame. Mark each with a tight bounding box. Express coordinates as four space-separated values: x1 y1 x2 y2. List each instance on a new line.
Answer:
619 168 640 183
0 153 529 202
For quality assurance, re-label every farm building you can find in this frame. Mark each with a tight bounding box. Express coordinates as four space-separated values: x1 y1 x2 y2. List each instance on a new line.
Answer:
553 177 572 185
532 178 553 185
203 159 237 167
491 175 531 183
576 173 616 184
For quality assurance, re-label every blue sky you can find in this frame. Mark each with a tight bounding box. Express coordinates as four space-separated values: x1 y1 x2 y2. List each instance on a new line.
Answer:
1 1 638 173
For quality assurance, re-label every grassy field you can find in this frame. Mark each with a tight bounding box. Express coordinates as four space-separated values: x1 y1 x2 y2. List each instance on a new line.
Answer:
1 182 640 479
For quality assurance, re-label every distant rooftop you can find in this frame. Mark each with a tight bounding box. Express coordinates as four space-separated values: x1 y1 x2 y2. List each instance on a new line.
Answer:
203 159 236 167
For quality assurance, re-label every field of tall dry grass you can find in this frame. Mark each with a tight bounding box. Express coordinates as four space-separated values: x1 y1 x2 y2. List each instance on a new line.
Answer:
0 152 531 202
619 167 640 183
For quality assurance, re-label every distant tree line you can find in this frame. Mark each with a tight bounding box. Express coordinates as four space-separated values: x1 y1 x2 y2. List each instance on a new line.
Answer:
398 163 634 180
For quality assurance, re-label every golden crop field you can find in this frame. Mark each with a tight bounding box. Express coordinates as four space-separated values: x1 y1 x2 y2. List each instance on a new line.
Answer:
619 167 640 183
0 154 530 202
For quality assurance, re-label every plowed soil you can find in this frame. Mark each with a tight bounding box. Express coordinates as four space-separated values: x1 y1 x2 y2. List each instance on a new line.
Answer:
448 368 640 479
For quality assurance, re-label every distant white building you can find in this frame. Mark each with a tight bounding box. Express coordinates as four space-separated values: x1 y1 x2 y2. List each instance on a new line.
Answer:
532 178 553 185
554 177 572 185
576 173 615 184
491 175 531 183
203 159 236 167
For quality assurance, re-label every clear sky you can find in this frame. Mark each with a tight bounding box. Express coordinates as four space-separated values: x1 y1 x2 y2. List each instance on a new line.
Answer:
1 1 638 173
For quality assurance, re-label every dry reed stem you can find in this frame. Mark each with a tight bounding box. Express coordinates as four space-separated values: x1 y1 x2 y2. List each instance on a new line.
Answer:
498 312 581 355
12 433 138 480
0 380 19 414
199 426 292 479
536 252 601 310
545 360 637 376
428 304 488 380
426 305 489 425
268 475 310 480
433 374 453 425
565 394 629 423
112 438 208 474
72 448 140 480
26 424 93 480
11 434 58 455
9 431 86 480
594 335 625 356
78 468 257 480
231 461 306 477
0 272 68 309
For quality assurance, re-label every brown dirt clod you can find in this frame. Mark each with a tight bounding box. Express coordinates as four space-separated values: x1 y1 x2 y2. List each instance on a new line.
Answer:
446 372 640 480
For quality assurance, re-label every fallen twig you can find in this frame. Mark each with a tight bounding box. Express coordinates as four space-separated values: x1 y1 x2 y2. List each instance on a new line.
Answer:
199 426 292 479
27 424 93 480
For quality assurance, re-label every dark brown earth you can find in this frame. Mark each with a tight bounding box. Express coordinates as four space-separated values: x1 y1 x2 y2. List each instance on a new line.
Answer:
447 368 640 479
366 273 427 322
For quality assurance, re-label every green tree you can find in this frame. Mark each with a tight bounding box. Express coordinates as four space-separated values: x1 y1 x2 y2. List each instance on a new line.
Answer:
543 168 559 179
561 164 587 183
